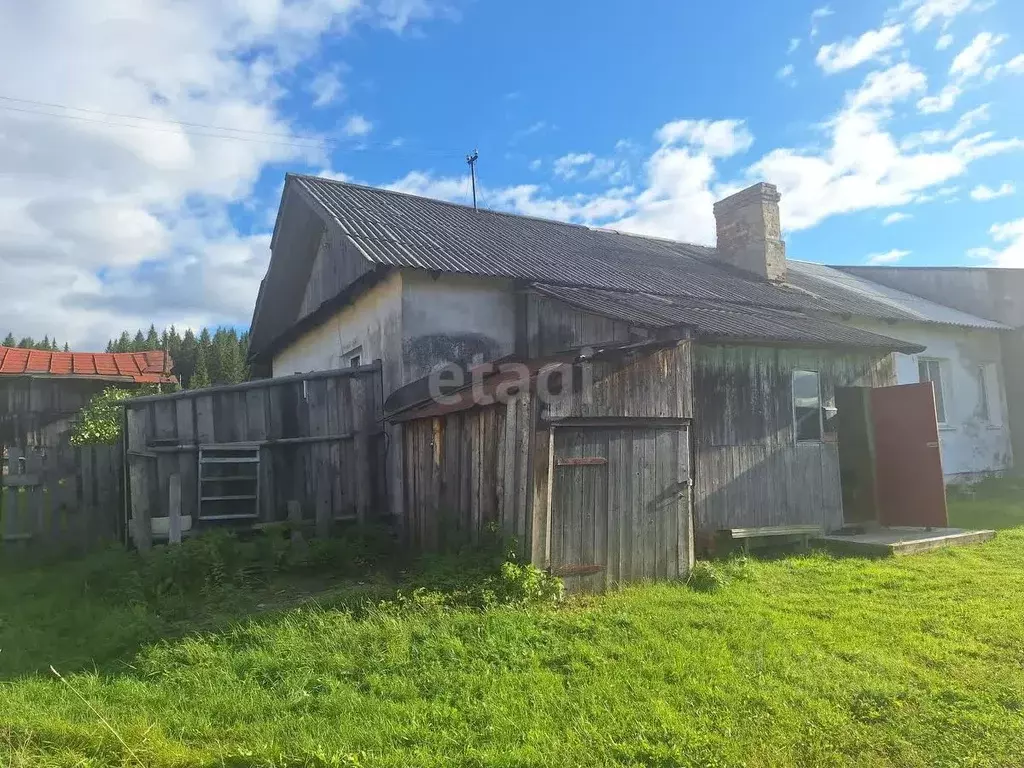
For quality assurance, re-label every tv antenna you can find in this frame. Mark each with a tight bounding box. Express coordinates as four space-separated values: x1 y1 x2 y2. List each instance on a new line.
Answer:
466 149 479 210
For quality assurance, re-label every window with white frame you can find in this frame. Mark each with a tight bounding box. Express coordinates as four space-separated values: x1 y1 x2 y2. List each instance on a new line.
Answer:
976 363 1002 426
793 369 822 442
917 358 947 424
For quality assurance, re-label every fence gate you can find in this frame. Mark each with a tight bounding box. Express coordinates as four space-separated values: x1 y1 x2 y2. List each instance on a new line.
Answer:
0 442 123 552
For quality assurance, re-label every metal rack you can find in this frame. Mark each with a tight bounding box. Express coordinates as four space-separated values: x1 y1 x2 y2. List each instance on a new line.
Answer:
197 444 260 521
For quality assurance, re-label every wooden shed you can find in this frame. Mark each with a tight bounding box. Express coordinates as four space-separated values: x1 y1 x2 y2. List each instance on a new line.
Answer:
0 346 176 449
388 285 931 590
391 340 695 591
122 364 385 546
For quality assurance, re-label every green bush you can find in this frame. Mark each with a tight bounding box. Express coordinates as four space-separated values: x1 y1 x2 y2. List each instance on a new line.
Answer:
69 385 159 445
687 561 728 593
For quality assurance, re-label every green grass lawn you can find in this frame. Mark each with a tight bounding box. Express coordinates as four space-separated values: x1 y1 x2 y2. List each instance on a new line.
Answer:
1 487 1023 768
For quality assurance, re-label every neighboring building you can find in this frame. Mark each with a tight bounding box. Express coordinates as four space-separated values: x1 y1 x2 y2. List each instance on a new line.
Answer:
785 263 1013 481
0 346 176 448
249 175 974 570
838 265 1024 475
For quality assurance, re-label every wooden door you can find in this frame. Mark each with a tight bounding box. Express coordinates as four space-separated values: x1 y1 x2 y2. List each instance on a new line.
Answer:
549 424 691 591
870 383 948 528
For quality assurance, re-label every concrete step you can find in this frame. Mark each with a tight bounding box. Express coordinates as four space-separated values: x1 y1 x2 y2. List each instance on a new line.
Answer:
814 528 996 557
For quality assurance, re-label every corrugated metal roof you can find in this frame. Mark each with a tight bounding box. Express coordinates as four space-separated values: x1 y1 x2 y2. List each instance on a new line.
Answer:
531 284 926 353
289 174 1006 332
785 261 1009 329
0 347 176 384
292 175 812 312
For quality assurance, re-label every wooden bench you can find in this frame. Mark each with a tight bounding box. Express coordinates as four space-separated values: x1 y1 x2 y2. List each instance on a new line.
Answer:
716 525 822 554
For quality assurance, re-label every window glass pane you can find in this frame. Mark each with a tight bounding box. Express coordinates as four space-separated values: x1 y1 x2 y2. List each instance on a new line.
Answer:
977 367 990 421
793 370 821 442
918 359 946 423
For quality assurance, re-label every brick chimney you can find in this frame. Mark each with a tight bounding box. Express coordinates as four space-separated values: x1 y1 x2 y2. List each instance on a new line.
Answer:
713 182 786 282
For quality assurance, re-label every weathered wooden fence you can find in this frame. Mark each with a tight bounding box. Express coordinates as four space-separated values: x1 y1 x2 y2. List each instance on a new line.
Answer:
0 442 123 552
124 364 385 549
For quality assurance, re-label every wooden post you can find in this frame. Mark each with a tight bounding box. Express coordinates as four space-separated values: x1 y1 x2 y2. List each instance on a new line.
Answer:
168 473 182 545
315 463 332 539
126 408 153 553
287 499 309 558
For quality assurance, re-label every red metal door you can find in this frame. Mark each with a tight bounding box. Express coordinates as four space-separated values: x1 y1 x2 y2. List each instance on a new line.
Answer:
870 383 948 528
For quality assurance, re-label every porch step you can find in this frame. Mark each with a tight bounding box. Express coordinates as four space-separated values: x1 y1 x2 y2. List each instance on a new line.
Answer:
815 527 996 557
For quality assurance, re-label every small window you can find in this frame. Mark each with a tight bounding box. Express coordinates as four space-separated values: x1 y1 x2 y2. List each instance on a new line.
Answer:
793 370 822 442
977 363 1002 427
918 358 947 424
349 354 361 368
976 366 990 422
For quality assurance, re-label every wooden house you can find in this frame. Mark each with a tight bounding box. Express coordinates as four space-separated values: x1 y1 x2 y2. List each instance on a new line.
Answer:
248 176 957 586
0 346 176 450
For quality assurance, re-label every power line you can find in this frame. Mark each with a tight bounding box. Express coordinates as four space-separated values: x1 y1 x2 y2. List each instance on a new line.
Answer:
0 95 464 157
0 94 320 141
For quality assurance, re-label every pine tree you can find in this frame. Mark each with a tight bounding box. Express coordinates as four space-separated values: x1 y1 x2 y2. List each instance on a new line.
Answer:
145 324 159 349
17 337 34 349
132 330 146 352
117 331 132 353
63 342 70 352
191 346 211 388
2 333 14 347
178 329 198 387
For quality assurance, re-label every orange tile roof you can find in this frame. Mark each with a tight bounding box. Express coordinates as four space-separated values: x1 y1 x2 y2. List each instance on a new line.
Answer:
0 346 176 384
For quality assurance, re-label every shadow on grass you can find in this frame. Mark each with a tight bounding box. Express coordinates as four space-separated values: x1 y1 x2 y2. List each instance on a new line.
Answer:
0 526 537 682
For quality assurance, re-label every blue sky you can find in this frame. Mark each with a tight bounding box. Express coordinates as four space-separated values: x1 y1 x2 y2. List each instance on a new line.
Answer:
1 0 1023 347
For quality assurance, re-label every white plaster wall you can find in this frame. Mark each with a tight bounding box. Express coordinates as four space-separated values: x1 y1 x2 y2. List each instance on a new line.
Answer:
849 319 1013 479
400 271 517 382
272 271 405 396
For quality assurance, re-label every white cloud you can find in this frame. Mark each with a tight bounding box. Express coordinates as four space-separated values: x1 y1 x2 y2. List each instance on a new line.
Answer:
846 62 927 111
917 32 1004 113
552 152 628 183
788 38 801 54
655 119 754 158
936 34 953 50
970 182 1015 200
970 218 1024 266
816 24 904 74
553 152 596 179
511 121 547 143
748 62 1020 231
902 103 989 148
0 0 453 348
917 84 963 113
950 32 1005 79
777 64 796 83
810 6 834 38
1007 54 1024 74
910 0 978 31
309 67 346 107
528 158 542 171
867 249 910 264
343 114 373 136
883 211 912 224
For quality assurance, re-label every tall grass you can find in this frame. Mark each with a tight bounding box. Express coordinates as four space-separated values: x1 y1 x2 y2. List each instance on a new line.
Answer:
0 496 1022 767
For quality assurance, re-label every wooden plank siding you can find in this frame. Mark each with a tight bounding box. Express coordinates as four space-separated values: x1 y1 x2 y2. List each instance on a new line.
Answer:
123 365 384 531
525 293 635 357
691 344 895 535
297 230 375 324
1 442 123 553
543 342 693 421
401 393 537 555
